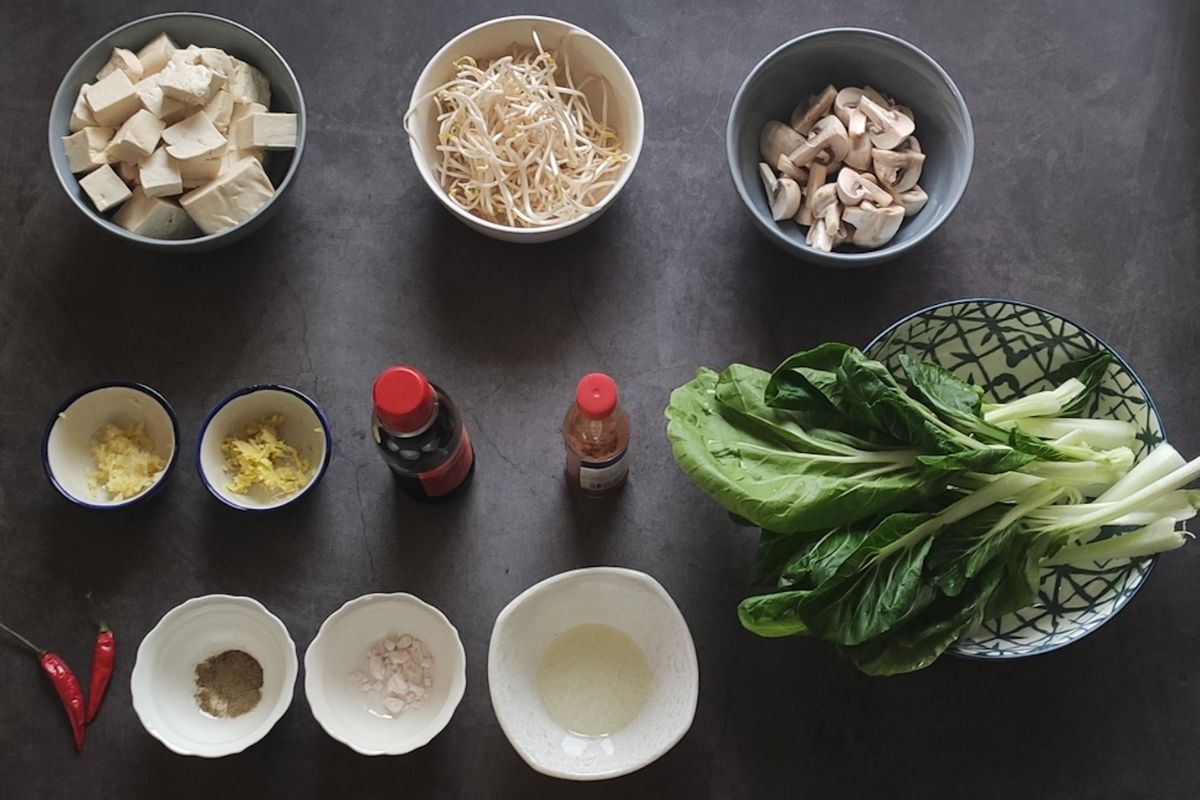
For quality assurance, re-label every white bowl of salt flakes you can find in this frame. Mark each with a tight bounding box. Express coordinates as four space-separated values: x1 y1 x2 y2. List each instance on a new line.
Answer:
304 593 467 756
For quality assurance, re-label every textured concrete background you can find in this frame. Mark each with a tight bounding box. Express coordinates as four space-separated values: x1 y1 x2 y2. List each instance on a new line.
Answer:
1 1 1198 798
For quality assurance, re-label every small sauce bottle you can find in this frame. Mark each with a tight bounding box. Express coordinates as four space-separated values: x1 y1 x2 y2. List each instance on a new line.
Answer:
372 366 475 502
563 373 630 495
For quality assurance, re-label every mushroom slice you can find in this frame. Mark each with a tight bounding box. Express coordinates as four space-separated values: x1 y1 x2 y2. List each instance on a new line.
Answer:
891 184 928 217
808 182 842 234
761 121 806 166
831 221 851 248
845 129 872 170
805 162 829 217
871 148 925 192
789 84 837 135
758 162 778 197
806 218 835 252
787 115 850 167
900 135 921 154
894 104 915 122
842 201 905 248
857 96 916 150
776 154 808 184
794 200 813 227
836 167 893 207
770 177 803 221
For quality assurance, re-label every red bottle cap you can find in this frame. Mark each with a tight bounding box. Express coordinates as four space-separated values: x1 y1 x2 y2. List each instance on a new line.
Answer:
575 373 618 420
373 366 436 433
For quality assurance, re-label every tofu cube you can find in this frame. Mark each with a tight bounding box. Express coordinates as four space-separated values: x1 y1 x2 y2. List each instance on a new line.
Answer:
96 47 144 83
106 109 165 163
201 88 234 134
79 163 132 212
195 47 234 79
118 160 140 184
62 126 115 173
162 111 227 160
139 147 183 197
69 84 97 132
221 146 265 173
228 101 267 148
249 113 297 150
180 156 275 234
134 76 188 124
136 32 179 77
157 52 224 105
85 70 141 127
228 58 271 106
114 187 198 238
178 148 226 189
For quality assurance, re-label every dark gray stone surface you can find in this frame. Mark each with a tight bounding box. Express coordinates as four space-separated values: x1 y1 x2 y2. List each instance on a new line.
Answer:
2 1 1198 797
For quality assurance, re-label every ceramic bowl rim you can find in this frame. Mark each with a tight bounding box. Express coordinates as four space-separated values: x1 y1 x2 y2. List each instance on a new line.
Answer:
303 591 468 756
48 11 307 249
864 296 1163 659
194 384 332 512
488 566 700 781
42 380 180 509
405 14 646 239
129 593 298 757
725 26 974 266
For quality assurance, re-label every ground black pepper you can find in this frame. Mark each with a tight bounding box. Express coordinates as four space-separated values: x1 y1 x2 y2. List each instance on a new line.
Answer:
194 649 263 718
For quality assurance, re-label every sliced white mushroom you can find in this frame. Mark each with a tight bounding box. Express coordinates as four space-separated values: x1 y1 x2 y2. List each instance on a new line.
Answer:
836 167 893 207
808 182 842 237
894 104 915 122
789 84 837 135
831 221 851 248
842 201 905 248
758 162 778 197
871 147 925 192
805 162 829 217
890 184 928 216
770 177 803 221
787 115 850 167
806 218 834 252
794 200 813 227
901 135 921 154
761 121 807 166
776 154 807 183
857 95 916 150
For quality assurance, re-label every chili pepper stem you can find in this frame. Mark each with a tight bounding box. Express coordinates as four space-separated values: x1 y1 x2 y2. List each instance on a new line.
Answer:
0 621 45 655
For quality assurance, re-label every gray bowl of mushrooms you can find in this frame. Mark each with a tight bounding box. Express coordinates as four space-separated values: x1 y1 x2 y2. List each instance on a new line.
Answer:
726 28 973 265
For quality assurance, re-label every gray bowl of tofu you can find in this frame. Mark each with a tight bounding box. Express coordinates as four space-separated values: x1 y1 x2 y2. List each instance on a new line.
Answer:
49 13 306 252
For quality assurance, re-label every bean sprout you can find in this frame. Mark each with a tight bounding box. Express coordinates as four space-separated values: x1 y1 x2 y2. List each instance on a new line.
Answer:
404 32 629 228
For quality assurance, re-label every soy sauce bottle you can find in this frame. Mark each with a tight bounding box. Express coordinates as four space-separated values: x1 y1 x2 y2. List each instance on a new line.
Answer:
372 366 475 502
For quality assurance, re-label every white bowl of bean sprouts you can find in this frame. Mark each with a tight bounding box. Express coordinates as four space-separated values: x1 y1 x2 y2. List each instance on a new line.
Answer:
404 16 644 243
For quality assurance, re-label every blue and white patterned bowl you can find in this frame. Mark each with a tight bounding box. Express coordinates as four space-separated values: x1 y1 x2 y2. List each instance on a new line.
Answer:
865 298 1163 659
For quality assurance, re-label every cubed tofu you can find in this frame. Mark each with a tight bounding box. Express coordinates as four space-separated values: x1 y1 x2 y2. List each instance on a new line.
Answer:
114 187 198 238
69 84 97 132
139 147 183 197
195 47 234 79
117 160 140 184
85 70 141 128
79 163 132 212
134 76 188 124
228 101 268 148
157 52 224 105
228 58 270 106
62 126 115 173
221 146 265 173
180 156 275 234
96 47 144 83
107 109 165 163
178 148 226 189
136 32 178 77
162 111 227 160
249 113 297 150
202 88 234 134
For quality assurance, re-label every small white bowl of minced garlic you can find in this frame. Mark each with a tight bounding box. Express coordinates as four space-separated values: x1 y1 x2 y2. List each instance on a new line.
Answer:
196 384 331 511
43 381 179 508
488 567 699 781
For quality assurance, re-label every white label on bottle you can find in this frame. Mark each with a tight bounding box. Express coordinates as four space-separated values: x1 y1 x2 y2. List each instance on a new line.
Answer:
579 451 629 492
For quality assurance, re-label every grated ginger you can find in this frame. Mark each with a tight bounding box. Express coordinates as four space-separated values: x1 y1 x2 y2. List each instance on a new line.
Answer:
221 414 313 497
88 422 167 501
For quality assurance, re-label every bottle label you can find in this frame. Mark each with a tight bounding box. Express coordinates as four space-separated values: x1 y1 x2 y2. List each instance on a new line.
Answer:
578 450 628 492
418 429 474 497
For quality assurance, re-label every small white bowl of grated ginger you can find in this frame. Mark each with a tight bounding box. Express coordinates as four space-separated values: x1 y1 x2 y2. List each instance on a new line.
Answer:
43 382 180 508
196 385 331 511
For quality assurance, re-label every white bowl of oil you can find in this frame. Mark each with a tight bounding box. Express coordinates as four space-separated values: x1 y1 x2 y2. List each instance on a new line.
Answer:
487 567 699 781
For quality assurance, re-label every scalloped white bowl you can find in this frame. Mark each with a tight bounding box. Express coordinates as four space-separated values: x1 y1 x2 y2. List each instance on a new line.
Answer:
305 593 466 756
488 567 699 781
130 595 298 757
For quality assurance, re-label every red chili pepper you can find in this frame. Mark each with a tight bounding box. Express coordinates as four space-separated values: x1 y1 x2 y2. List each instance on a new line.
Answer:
86 622 115 724
0 621 86 752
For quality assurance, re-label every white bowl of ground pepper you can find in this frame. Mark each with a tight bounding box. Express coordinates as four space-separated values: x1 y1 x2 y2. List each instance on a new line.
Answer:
131 594 298 757
304 593 467 756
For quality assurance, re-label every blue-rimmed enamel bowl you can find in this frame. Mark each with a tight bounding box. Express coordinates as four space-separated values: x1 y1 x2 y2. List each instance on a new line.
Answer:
43 381 179 508
196 385 330 511
865 298 1164 659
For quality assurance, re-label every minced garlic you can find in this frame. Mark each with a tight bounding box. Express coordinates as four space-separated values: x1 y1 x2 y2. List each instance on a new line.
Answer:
88 422 166 500
221 414 312 497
